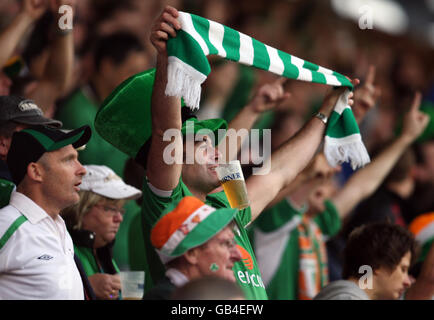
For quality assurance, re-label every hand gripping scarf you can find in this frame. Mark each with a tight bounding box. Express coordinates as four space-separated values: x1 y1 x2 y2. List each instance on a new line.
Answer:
165 12 370 169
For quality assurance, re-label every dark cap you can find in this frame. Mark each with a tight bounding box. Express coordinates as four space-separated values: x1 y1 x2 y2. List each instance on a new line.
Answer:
7 125 91 185
0 96 62 128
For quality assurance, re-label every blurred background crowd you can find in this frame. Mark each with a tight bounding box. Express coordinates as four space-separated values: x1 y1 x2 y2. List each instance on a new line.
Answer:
0 0 433 299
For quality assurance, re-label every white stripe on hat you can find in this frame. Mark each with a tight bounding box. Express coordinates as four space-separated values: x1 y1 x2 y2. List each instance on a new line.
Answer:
415 221 434 244
160 204 216 256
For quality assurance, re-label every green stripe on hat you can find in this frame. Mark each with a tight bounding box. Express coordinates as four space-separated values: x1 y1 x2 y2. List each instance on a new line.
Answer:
23 129 55 150
23 128 86 152
49 131 85 151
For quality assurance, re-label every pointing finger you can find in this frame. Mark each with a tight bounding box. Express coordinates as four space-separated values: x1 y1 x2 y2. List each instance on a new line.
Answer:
410 91 422 112
365 65 376 85
349 78 360 88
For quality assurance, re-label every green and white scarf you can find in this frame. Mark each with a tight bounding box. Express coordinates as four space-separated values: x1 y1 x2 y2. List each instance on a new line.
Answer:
166 12 370 169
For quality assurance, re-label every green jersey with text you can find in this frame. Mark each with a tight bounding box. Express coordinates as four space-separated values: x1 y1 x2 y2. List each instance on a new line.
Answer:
141 177 268 300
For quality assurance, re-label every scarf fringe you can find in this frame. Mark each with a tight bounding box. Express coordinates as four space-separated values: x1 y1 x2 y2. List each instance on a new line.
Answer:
165 57 207 111
324 135 371 170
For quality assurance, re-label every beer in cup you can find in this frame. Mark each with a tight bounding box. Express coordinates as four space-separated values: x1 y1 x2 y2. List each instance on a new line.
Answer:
215 160 250 209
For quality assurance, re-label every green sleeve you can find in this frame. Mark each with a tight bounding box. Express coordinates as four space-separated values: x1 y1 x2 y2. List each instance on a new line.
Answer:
0 179 14 209
313 199 342 237
253 199 305 233
141 177 191 227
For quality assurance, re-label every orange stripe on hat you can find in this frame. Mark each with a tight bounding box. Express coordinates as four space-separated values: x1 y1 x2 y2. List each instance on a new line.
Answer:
409 212 434 236
151 196 205 249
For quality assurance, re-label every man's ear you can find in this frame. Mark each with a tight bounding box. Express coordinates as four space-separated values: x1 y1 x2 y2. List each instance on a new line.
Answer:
27 162 44 183
184 248 201 265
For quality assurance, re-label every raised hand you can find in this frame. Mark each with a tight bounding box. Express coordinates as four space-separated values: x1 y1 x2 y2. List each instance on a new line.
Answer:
248 77 291 113
401 92 430 142
88 273 122 300
22 0 49 21
150 5 181 55
318 78 360 116
353 65 381 123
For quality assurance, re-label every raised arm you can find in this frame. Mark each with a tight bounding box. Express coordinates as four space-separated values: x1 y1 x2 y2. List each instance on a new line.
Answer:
331 92 429 218
264 152 340 210
246 83 358 221
146 6 183 191
0 0 47 68
220 77 291 162
353 65 381 124
28 0 75 113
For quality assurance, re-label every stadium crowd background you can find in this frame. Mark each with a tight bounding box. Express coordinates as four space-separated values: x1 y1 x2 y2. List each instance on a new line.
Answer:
0 0 433 300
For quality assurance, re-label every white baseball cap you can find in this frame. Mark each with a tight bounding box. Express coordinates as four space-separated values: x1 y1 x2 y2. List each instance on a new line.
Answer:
79 165 142 200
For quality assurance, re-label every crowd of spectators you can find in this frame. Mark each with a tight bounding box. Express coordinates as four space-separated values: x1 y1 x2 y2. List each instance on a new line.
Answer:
0 0 433 300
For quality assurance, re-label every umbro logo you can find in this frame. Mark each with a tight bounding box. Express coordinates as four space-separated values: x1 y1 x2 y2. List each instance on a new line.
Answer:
37 254 54 261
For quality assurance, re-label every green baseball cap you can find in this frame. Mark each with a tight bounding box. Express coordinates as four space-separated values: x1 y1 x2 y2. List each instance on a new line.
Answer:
7 125 91 185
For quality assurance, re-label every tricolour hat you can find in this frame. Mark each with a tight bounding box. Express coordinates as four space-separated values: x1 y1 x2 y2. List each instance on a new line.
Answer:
79 165 142 200
7 125 91 185
0 96 62 128
151 196 237 264
409 212 434 263
94 68 227 161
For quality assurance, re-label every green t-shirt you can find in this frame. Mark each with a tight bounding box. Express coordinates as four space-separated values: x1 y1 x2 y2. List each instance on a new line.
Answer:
249 198 341 300
56 88 129 177
0 179 14 209
141 177 268 300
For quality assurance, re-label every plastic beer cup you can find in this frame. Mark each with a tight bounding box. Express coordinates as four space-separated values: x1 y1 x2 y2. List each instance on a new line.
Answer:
215 160 250 209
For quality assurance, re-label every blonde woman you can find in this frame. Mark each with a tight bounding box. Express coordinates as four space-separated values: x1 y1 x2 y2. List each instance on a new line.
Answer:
62 165 142 300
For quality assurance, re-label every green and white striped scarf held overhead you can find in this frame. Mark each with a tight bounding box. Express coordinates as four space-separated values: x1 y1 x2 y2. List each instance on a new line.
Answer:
165 12 370 169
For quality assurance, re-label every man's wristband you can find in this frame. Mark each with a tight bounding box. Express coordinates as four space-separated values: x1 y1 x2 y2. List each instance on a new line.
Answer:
314 112 328 125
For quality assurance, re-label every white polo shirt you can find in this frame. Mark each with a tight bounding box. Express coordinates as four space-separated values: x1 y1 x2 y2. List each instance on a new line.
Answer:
0 191 84 300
